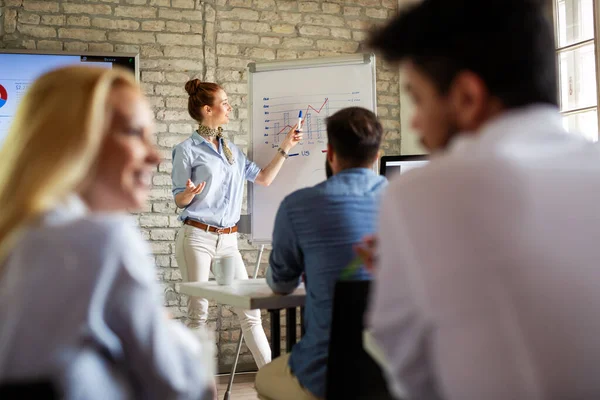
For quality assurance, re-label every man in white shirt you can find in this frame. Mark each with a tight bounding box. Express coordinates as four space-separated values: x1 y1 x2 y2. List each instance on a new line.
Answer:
365 0 600 399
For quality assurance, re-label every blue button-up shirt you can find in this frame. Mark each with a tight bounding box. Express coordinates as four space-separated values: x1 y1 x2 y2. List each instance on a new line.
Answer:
171 131 261 227
267 168 387 398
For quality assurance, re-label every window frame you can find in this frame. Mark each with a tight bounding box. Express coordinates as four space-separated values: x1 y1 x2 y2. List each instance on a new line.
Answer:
552 0 600 138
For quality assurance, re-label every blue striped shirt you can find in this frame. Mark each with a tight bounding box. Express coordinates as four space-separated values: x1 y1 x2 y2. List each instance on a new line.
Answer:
171 131 261 227
267 168 387 397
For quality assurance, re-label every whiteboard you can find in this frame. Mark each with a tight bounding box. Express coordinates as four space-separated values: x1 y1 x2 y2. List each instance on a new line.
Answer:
248 54 377 244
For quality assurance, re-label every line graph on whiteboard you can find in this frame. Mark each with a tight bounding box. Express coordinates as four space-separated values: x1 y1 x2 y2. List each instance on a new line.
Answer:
260 91 362 156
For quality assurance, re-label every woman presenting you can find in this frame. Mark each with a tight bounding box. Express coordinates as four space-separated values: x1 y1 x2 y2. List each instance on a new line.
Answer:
172 79 301 367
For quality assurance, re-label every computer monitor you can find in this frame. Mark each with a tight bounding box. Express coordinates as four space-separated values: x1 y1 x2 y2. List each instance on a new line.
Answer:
0 49 139 147
380 155 428 178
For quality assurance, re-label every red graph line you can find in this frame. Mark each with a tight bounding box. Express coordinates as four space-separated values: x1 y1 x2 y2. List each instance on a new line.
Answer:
306 97 329 115
275 124 295 135
274 97 329 135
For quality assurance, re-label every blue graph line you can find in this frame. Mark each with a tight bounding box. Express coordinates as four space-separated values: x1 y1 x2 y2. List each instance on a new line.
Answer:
268 99 360 108
265 92 356 100
264 106 347 114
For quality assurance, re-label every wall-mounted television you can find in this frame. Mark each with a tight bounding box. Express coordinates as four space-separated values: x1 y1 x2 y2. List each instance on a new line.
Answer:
0 49 139 147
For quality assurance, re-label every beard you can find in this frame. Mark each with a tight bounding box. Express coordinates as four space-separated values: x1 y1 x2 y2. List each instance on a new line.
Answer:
325 159 333 179
421 117 461 152
443 120 460 149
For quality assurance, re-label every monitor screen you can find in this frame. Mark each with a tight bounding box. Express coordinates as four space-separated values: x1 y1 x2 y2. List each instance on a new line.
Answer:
380 155 428 178
0 50 139 147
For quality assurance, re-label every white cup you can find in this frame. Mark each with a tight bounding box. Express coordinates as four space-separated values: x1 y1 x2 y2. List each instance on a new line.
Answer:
212 256 236 285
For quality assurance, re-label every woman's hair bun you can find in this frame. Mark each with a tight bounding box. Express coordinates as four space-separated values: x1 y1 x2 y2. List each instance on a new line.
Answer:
185 79 202 96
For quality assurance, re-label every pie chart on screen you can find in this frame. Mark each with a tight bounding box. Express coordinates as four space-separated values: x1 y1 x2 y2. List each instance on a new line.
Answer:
0 84 7 109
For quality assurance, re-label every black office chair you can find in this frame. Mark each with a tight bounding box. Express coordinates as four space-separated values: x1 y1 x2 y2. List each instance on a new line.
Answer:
0 380 59 399
325 280 396 400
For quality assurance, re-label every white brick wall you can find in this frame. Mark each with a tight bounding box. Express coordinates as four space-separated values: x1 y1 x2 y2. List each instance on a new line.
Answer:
1 0 401 372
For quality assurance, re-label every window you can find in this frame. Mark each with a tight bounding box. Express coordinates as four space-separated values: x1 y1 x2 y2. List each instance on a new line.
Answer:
553 0 600 141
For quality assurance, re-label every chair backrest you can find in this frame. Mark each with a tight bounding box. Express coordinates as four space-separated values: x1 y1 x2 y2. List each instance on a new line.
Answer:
0 380 59 399
325 280 395 400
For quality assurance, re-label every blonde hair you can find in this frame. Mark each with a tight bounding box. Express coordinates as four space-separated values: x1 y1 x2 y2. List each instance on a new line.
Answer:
0 66 138 265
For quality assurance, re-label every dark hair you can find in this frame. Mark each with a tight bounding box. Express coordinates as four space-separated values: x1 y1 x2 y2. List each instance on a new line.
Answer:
184 79 222 123
326 107 383 167
368 0 558 108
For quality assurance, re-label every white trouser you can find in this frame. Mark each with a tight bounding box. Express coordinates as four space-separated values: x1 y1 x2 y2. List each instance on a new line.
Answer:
175 224 271 368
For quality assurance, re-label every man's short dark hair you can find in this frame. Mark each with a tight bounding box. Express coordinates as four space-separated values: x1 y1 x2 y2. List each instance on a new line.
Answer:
368 0 558 108
326 107 383 167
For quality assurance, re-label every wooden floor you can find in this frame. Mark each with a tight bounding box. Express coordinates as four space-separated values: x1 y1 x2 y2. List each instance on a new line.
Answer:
216 373 260 400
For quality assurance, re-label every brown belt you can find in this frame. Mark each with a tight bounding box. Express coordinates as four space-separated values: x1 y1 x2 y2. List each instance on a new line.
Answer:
184 219 238 234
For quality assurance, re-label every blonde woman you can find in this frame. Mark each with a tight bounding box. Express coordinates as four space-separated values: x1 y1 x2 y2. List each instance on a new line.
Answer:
172 79 302 369
0 66 213 400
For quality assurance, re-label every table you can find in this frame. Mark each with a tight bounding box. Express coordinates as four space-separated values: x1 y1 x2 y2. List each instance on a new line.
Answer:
179 278 306 357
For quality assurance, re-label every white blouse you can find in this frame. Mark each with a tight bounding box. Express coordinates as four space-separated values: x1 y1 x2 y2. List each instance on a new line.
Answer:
0 196 213 400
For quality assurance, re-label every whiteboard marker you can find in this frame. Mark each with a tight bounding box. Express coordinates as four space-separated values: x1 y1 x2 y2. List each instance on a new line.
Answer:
296 111 302 131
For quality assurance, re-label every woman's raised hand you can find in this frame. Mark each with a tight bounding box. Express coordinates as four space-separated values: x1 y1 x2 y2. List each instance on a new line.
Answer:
281 122 303 151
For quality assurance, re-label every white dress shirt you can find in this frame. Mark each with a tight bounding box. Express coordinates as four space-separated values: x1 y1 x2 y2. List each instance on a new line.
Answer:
0 196 214 400
369 105 600 400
